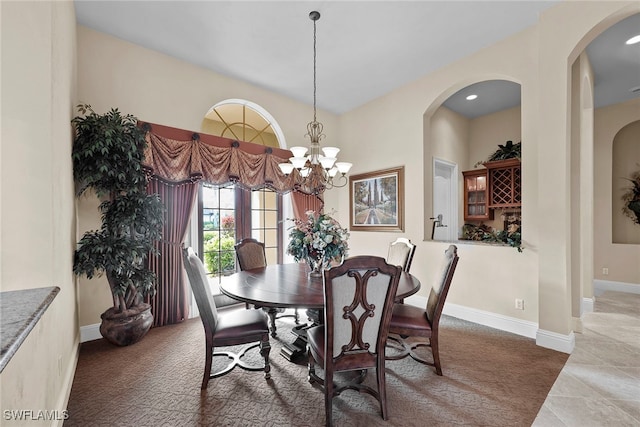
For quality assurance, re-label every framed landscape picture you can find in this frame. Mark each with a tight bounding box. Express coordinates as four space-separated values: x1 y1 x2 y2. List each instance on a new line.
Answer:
349 166 404 232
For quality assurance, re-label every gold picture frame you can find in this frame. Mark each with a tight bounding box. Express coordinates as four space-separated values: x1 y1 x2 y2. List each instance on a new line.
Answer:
349 166 404 232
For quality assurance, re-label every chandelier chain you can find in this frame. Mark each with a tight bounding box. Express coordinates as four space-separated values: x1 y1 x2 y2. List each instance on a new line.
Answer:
312 16 317 123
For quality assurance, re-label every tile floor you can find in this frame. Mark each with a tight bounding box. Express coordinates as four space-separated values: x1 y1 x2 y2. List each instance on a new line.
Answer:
533 291 640 426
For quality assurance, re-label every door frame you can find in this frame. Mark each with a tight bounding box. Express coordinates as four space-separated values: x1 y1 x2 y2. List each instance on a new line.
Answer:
432 157 459 241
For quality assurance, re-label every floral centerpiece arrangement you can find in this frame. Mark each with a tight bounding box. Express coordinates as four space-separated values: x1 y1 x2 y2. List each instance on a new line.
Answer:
286 210 350 277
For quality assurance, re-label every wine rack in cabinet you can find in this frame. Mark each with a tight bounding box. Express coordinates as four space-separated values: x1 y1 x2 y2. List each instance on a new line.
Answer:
484 158 521 209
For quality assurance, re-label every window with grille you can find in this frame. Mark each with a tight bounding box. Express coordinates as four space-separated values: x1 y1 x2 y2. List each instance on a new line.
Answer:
197 184 283 284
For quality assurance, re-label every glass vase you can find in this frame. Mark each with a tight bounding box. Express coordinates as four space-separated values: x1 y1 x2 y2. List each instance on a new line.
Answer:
307 257 329 278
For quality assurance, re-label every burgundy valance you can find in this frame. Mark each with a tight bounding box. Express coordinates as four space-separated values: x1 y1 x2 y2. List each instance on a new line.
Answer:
140 121 300 193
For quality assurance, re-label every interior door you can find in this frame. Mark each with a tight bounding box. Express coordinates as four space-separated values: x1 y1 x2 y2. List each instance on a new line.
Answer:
433 159 458 241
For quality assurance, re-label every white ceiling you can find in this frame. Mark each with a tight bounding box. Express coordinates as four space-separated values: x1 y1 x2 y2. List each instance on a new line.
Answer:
74 1 639 118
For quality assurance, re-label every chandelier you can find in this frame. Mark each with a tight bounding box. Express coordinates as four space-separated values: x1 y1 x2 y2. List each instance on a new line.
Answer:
278 11 352 196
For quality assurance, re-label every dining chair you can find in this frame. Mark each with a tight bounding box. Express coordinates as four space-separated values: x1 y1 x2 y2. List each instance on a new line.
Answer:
307 255 402 426
386 237 416 273
386 244 459 375
182 247 271 389
235 238 299 337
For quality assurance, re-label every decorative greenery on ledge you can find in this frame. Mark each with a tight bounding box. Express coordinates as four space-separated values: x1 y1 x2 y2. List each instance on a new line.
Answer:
622 168 640 225
475 140 521 168
461 223 523 252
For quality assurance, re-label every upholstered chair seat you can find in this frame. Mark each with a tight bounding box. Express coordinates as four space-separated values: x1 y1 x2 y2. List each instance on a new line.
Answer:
182 247 271 389
386 244 458 375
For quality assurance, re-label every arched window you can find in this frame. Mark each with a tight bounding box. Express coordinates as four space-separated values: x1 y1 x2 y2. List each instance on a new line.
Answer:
192 100 290 284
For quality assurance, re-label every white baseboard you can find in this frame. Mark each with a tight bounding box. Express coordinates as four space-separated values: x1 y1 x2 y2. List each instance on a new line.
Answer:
405 295 575 353
582 297 594 314
80 323 102 343
594 279 640 296
536 329 575 354
54 336 80 427
403 295 538 339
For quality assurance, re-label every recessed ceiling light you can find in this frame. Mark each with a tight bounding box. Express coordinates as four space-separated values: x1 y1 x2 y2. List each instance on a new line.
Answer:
626 35 640 45
466 94 478 100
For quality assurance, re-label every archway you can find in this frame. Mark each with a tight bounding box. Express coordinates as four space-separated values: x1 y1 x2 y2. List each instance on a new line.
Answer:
423 79 522 244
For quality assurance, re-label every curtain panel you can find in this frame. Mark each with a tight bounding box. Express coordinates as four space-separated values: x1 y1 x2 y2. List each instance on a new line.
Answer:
145 177 197 326
140 121 323 327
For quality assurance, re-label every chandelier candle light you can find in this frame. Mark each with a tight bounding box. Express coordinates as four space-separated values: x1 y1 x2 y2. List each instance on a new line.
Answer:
278 11 352 195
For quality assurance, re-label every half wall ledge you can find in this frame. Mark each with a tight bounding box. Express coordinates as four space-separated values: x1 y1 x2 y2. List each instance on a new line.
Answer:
0 286 60 373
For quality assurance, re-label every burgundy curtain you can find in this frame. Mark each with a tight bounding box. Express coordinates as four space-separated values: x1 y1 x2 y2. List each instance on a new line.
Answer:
146 177 199 326
292 190 324 218
140 121 321 327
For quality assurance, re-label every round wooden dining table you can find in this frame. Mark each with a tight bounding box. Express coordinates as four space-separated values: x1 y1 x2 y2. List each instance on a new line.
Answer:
220 262 421 361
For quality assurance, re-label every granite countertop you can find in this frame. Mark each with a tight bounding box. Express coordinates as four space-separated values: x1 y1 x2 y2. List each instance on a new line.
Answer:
0 286 60 373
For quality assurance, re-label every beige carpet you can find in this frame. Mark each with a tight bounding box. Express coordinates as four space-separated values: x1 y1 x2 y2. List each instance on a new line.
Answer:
65 314 568 426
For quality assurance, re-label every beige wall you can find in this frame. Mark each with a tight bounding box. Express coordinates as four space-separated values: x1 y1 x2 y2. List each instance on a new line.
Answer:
76 25 340 325
73 2 640 350
468 105 522 171
1 1 78 424
594 98 640 286
335 1 640 342
338 25 541 325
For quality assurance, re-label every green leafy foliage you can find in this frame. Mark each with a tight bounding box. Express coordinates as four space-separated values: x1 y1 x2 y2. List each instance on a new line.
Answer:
72 104 147 197
461 223 523 252
622 169 640 225
71 104 164 312
475 140 522 167
203 233 236 275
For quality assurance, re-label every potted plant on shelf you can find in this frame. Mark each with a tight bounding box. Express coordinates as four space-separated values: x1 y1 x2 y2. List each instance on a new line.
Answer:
474 140 521 167
72 104 164 346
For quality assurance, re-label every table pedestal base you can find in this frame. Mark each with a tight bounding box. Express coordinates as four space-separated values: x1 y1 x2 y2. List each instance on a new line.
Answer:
279 309 323 362
280 324 311 362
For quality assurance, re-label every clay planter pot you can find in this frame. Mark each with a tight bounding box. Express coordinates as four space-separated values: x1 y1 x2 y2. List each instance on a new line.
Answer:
99 303 153 346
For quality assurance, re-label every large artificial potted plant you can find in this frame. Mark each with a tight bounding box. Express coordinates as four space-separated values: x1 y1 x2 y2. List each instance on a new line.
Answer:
72 104 164 346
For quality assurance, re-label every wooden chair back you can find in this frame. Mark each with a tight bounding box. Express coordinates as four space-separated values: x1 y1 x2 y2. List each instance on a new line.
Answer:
387 237 416 272
426 244 459 327
325 256 401 367
235 238 267 270
307 255 401 424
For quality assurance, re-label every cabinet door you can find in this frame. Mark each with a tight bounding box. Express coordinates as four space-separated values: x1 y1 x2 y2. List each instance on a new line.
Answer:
463 169 492 221
485 158 521 208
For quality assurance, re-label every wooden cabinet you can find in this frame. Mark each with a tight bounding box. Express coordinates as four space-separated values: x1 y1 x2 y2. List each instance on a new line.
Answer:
463 169 492 221
463 158 521 221
484 158 521 208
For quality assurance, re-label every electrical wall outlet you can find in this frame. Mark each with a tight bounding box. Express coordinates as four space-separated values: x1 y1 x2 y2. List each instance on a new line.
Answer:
515 299 524 310
602 267 609 275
